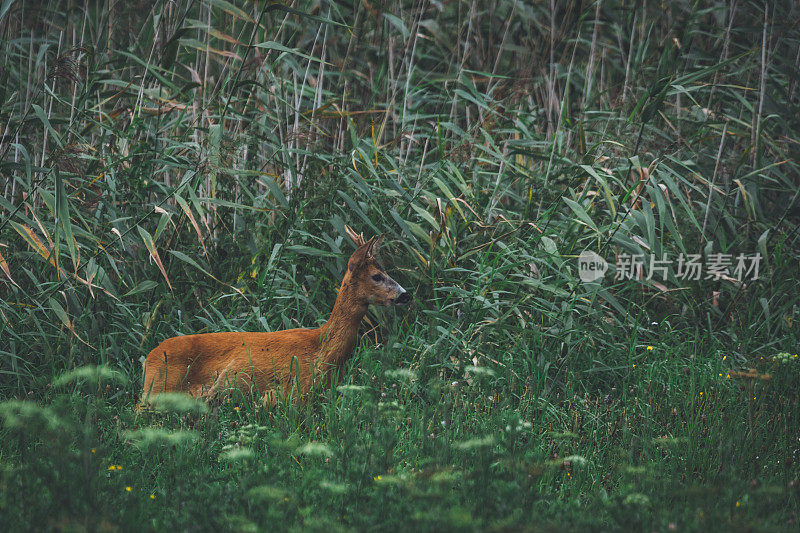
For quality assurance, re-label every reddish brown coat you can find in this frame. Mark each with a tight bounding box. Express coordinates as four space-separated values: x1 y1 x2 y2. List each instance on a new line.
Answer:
141 230 408 405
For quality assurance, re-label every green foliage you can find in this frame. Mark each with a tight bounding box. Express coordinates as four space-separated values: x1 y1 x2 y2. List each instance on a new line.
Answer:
143 392 210 415
0 400 65 433
1 0 799 530
53 364 129 389
124 428 199 450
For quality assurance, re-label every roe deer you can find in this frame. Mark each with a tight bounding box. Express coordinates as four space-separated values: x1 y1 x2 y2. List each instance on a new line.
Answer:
141 227 410 405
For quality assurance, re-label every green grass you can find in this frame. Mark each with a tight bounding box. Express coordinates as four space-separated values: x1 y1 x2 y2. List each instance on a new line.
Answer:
2 340 798 531
1 0 799 530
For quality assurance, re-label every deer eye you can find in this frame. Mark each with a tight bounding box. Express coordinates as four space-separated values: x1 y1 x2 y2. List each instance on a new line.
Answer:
372 274 384 282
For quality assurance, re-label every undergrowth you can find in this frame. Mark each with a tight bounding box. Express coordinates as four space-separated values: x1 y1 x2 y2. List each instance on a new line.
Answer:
1 0 799 531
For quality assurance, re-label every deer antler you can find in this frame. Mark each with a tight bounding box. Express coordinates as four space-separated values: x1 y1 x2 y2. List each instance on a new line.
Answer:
344 225 366 247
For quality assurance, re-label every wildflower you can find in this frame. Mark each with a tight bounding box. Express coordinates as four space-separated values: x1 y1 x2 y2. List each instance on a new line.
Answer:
125 486 132 492
108 465 122 471
718 373 722 377
296 442 333 458
699 392 703 396
284 497 290 502
53 365 128 388
247 485 289 502
455 435 495 450
145 392 208 415
464 365 496 377
337 385 368 393
319 481 348 494
219 447 254 462
124 428 197 450
150 494 156 500
723 356 726 360
385 368 417 381
374 475 382 481
91 448 96 454
632 364 636 368
562 455 588 466
736 501 740 507
234 406 240 412
726 374 730 379
646 346 654 351
623 493 650 506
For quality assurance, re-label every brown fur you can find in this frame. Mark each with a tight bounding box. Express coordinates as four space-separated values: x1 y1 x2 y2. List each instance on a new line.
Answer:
141 230 408 406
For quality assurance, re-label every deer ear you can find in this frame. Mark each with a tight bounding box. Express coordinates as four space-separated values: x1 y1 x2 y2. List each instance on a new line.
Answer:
344 225 366 247
366 234 384 258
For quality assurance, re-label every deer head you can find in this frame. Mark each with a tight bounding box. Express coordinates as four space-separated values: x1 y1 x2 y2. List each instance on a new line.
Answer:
344 226 410 306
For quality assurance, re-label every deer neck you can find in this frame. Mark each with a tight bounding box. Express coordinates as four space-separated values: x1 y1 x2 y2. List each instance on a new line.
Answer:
317 278 368 367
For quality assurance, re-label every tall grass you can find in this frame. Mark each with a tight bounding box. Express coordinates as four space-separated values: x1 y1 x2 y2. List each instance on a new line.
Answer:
1 0 799 530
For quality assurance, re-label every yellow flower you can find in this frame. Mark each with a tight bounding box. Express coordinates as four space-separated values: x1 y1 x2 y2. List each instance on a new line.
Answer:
108 465 122 471
91 448 96 454
374 475 382 481
284 497 290 502
723 355 726 360
699 392 703 396
125 486 132 492
150 494 156 500
632 364 636 368
646 346 654 351
718 373 722 377
726 374 730 379
736 501 740 507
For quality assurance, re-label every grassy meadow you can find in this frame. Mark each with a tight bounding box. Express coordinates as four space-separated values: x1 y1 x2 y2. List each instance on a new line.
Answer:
1 0 799 530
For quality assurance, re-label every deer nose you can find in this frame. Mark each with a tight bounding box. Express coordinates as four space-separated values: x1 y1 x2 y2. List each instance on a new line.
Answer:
395 291 411 305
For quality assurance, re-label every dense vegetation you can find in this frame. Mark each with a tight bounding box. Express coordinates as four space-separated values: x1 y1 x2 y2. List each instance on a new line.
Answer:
1 0 799 530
